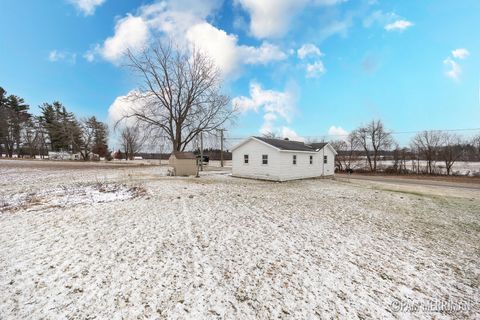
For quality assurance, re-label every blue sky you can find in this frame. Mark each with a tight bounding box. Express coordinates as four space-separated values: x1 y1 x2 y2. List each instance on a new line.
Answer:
1 0 479 146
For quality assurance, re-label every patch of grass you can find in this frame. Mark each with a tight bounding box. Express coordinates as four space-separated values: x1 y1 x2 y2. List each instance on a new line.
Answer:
375 187 428 198
457 221 480 233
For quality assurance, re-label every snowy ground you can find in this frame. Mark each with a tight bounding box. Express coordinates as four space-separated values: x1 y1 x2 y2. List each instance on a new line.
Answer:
0 160 479 319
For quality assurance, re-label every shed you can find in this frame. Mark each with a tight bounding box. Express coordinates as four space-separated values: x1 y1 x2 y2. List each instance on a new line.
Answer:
169 152 197 176
231 136 337 181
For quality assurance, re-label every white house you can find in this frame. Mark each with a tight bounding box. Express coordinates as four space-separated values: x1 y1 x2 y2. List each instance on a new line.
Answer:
232 136 337 181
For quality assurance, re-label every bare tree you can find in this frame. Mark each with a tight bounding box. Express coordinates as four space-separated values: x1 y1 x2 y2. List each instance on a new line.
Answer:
121 42 234 152
262 131 279 139
330 133 360 172
21 117 46 158
473 134 480 159
440 133 464 175
76 118 95 160
352 120 394 172
121 125 145 160
410 130 443 174
351 126 371 171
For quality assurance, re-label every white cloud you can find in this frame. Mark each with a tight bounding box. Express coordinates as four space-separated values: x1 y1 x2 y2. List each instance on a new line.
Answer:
443 48 469 81
68 0 106 16
384 20 413 31
364 11 413 32
235 0 308 38
83 49 96 62
100 15 150 63
306 61 326 78
48 50 77 64
363 10 397 28
108 90 151 127
235 0 346 39
186 23 287 75
92 1 287 75
232 82 297 135
186 23 241 75
297 43 323 59
48 50 63 62
281 127 304 141
443 57 461 81
451 48 469 60
328 125 349 138
241 42 288 64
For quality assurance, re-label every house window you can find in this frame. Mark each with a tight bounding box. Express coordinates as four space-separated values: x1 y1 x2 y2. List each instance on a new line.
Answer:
292 155 297 165
324 155 328 164
262 154 268 165
309 155 313 165
244 154 249 164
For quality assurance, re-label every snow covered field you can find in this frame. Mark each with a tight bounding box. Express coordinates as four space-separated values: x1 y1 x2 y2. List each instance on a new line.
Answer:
352 159 480 176
0 160 479 319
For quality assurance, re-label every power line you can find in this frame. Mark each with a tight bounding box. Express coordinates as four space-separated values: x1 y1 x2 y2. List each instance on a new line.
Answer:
223 127 480 140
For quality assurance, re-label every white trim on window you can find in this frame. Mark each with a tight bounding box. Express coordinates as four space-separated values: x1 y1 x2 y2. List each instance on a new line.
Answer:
262 154 268 165
244 154 249 164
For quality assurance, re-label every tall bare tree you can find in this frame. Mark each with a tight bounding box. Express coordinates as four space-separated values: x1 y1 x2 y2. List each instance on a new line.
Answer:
330 133 360 172
410 130 443 174
440 133 464 175
473 134 480 159
121 125 145 160
352 120 394 172
121 42 234 152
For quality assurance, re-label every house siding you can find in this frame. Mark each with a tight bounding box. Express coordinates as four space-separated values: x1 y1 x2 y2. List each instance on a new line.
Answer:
232 138 336 181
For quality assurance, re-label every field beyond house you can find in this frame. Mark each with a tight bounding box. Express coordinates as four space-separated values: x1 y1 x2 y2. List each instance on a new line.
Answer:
0 160 479 319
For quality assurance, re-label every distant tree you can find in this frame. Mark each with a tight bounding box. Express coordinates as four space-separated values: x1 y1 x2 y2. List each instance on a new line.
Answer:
473 134 480 157
120 125 145 160
91 118 109 158
121 42 234 151
21 117 47 158
0 94 31 157
262 131 279 139
0 87 8 157
71 117 109 160
39 102 82 152
352 120 394 172
410 130 443 174
391 146 411 174
440 133 464 175
76 118 96 160
330 133 359 172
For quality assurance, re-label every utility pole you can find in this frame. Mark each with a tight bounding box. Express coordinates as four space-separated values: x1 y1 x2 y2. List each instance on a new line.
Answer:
218 129 226 167
200 131 204 172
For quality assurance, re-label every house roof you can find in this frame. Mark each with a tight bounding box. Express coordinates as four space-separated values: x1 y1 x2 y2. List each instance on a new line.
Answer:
309 143 327 150
232 136 337 154
254 136 315 151
254 137 329 152
171 151 197 159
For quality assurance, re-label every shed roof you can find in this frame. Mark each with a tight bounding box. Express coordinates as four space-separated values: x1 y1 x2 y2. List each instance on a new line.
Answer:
171 152 197 159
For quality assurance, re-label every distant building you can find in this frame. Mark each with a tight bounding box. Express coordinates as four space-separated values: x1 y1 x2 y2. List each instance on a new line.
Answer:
48 151 77 161
169 152 197 176
231 136 337 181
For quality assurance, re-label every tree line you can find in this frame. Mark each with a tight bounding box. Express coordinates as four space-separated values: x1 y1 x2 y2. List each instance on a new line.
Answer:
330 120 480 176
0 86 110 160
